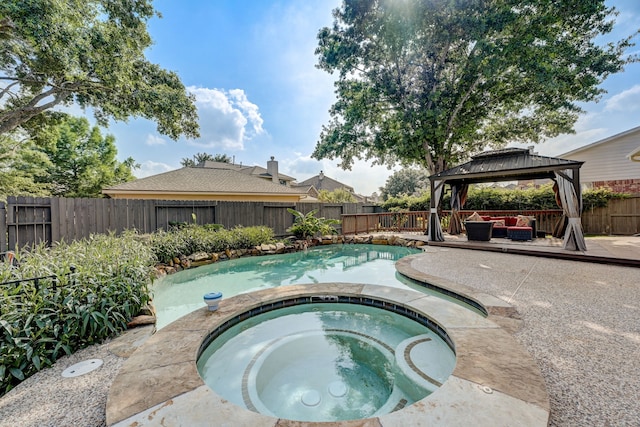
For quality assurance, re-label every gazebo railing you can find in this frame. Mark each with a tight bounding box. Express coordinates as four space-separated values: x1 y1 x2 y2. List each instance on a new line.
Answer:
341 210 564 235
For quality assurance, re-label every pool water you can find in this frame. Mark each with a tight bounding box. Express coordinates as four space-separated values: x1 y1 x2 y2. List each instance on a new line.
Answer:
154 244 430 329
197 303 456 422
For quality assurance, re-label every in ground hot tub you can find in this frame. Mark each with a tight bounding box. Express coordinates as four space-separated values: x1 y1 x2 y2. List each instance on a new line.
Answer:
196 300 456 422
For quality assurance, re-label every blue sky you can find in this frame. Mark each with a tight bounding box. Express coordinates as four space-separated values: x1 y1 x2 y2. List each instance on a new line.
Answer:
105 0 640 196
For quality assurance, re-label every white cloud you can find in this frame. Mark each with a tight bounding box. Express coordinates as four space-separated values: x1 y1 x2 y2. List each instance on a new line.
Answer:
286 153 324 175
145 134 167 146
134 160 175 179
604 85 640 112
186 86 266 150
228 89 264 136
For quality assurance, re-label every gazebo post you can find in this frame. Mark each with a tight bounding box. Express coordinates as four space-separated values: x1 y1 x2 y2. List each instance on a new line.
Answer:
428 179 445 241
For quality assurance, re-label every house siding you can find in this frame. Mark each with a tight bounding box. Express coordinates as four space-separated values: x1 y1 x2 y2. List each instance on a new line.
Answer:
561 129 640 192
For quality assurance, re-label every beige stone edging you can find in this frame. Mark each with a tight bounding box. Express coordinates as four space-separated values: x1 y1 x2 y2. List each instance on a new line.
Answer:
107 283 549 427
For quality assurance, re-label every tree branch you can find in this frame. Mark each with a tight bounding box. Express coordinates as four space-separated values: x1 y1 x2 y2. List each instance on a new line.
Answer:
444 75 482 154
0 80 20 100
0 88 69 134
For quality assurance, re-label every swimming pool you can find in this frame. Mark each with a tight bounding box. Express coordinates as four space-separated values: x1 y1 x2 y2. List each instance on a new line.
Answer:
152 244 476 329
197 302 456 422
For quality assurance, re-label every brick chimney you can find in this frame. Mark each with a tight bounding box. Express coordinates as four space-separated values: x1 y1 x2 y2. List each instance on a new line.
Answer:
267 156 279 184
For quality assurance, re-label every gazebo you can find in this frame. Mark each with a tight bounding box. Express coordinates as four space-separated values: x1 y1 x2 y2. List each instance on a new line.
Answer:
428 148 587 251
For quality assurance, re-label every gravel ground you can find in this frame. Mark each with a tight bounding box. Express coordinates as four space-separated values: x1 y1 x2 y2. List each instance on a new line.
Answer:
0 340 124 427
1 247 638 426
416 247 640 426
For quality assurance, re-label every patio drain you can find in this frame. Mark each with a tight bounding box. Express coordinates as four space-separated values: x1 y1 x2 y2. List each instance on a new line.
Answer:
62 359 103 378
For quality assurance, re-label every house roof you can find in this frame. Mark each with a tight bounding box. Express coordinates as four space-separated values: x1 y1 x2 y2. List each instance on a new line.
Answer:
429 148 583 184
103 167 306 196
294 173 355 193
560 125 640 157
199 161 296 182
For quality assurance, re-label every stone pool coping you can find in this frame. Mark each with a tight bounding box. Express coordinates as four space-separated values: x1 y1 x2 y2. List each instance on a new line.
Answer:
106 280 549 426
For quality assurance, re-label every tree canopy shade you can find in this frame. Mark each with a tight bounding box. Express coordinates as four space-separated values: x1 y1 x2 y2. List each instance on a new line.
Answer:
0 0 199 139
313 0 638 175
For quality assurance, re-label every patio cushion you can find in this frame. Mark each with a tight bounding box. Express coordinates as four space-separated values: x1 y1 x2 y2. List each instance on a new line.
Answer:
468 212 484 221
515 215 530 227
505 217 518 226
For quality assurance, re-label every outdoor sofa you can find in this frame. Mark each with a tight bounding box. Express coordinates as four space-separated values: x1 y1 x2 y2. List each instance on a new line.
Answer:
464 214 536 241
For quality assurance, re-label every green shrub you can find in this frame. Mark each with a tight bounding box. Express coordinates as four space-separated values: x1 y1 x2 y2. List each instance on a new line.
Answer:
149 225 275 262
582 187 629 210
381 184 628 212
0 231 155 396
286 209 340 239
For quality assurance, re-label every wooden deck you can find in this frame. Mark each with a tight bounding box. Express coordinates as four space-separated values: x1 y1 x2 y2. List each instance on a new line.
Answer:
391 233 640 268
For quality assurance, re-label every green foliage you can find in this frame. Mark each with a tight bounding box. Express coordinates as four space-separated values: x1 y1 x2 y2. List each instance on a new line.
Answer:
150 225 274 263
0 0 199 139
286 208 340 239
0 133 52 199
0 232 155 395
582 187 630 210
35 116 138 197
380 184 629 212
379 168 429 200
382 193 430 212
180 153 232 167
317 188 356 203
463 186 557 210
314 0 635 174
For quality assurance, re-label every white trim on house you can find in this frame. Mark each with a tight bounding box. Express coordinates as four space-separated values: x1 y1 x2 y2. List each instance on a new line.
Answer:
561 125 640 158
558 125 640 185
627 146 640 162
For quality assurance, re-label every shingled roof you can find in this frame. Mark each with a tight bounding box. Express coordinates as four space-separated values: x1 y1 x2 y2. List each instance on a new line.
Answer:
103 167 306 199
293 172 355 193
198 161 296 182
429 148 583 184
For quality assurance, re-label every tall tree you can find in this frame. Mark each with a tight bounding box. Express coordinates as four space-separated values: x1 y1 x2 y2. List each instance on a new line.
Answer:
0 133 51 199
37 116 138 197
379 168 429 200
180 152 232 167
0 0 199 139
313 0 637 175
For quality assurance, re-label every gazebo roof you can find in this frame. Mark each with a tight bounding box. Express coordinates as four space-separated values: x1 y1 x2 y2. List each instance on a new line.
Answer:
429 148 583 184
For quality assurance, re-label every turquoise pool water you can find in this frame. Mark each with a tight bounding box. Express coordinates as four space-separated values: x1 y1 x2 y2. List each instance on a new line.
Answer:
152 244 477 329
154 244 421 329
197 302 456 422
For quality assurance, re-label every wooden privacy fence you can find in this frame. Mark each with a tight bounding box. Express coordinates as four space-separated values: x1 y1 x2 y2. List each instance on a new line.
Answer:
0 196 379 252
581 196 640 235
